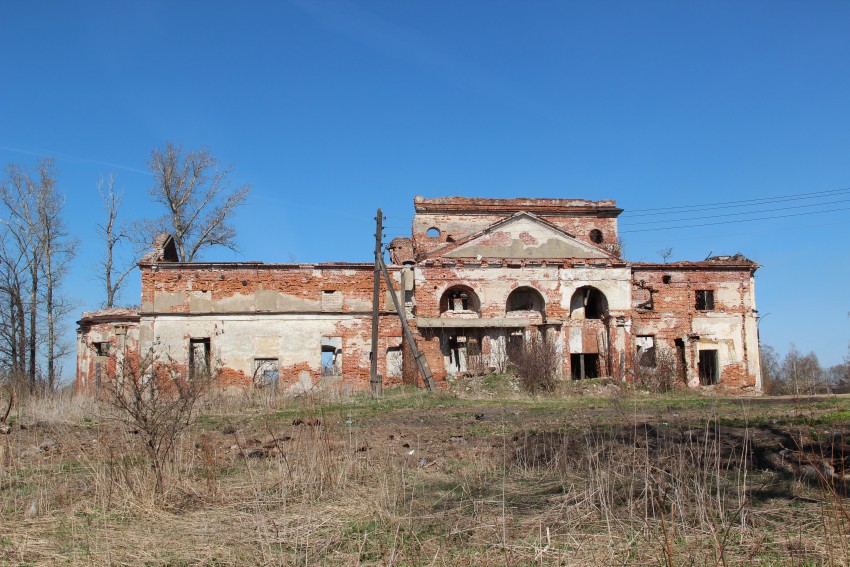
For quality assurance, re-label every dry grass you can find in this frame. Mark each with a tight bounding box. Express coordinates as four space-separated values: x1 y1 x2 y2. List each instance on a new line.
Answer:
1 386 849 565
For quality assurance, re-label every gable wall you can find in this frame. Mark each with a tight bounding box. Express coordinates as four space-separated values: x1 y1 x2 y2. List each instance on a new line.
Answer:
413 212 620 257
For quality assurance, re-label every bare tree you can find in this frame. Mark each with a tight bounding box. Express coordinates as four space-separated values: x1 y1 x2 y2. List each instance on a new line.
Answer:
37 160 78 389
0 159 77 390
145 143 251 262
2 162 44 390
658 247 673 263
0 224 30 381
96 173 137 307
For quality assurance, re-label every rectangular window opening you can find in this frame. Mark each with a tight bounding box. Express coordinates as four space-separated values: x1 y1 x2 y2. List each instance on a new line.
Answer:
321 337 342 376
571 353 600 380
93 342 110 357
386 346 403 378
636 335 657 368
189 338 211 380
695 290 715 311
254 358 279 388
699 349 719 386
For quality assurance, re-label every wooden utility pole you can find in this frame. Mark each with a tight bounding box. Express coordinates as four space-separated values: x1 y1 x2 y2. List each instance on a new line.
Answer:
369 209 383 397
378 257 437 391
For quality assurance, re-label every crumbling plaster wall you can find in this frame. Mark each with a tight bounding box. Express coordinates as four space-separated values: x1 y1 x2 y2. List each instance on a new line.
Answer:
631 265 760 390
137 263 405 390
141 265 380 315
75 311 140 396
139 314 394 388
411 264 633 381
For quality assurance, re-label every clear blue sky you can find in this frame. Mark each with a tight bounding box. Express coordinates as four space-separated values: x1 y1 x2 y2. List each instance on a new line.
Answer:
1 1 848 379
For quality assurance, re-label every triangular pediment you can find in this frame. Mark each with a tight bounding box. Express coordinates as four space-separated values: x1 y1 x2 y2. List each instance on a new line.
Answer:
438 212 610 260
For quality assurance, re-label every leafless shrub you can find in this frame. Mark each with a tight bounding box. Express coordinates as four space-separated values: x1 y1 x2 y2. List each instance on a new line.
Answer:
102 347 211 494
0 383 12 434
633 347 683 393
508 335 561 394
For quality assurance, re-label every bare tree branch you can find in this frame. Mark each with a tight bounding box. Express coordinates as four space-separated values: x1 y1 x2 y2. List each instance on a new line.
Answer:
146 143 251 262
96 173 138 308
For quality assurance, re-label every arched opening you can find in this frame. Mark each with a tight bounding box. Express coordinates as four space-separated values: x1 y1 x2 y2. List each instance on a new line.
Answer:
426 227 441 239
506 286 545 314
589 229 604 244
439 285 480 315
570 286 608 320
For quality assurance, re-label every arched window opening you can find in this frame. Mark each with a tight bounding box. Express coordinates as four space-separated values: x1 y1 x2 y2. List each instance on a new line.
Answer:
570 286 608 320
439 285 480 315
426 227 441 239
589 229 604 244
506 286 545 314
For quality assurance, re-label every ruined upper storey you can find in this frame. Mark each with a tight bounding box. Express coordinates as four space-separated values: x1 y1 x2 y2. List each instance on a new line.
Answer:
409 196 623 261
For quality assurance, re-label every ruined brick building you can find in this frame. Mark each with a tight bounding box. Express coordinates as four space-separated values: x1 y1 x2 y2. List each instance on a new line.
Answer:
76 197 762 394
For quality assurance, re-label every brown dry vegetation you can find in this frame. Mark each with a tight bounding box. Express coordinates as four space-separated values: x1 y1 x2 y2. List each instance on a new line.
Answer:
1 381 850 566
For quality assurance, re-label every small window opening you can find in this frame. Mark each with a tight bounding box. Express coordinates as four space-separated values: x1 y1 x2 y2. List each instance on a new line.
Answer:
445 333 469 373
426 227 441 239
386 346 403 378
571 353 600 380
321 337 342 376
93 342 110 357
674 338 687 380
589 229 604 244
699 349 719 385
662 275 672 284
507 329 524 355
189 338 211 380
695 290 715 311
636 336 657 368
254 358 279 388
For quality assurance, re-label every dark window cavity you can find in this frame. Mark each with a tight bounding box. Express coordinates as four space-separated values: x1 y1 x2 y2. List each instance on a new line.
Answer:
636 335 656 368
571 353 600 379
506 286 545 314
440 285 480 314
699 349 719 385
695 290 715 311
569 286 608 319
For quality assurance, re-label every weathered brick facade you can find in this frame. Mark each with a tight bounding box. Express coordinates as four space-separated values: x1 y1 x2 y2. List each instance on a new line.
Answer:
77 196 761 394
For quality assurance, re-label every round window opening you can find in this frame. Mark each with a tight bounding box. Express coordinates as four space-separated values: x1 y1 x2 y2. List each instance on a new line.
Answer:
426 227 441 239
589 229 604 244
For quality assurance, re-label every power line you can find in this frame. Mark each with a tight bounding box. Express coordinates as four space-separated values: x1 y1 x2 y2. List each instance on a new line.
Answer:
620 197 850 227
620 205 850 233
621 187 850 217
625 217 850 247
